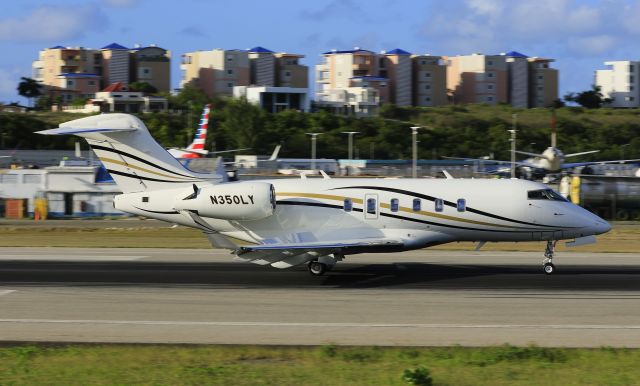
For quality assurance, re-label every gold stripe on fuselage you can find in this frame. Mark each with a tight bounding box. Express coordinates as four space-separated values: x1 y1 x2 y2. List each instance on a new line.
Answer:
99 157 197 181
279 192 528 229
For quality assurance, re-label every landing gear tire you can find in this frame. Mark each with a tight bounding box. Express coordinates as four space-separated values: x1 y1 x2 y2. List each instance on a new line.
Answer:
308 261 327 276
542 240 557 275
543 262 555 275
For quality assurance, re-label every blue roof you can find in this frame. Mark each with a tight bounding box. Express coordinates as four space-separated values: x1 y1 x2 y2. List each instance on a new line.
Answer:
505 51 528 58
101 43 128 50
351 76 388 81
58 73 99 77
249 46 274 53
322 49 374 55
386 48 411 55
49 45 66 49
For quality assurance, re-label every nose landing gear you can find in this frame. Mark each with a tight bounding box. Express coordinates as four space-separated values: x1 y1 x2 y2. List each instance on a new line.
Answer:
543 240 557 275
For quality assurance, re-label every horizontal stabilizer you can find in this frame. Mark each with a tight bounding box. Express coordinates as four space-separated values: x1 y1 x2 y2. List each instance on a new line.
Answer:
36 127 136 135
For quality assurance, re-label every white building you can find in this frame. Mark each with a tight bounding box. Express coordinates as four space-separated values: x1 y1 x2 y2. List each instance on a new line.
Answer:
0 163 124 217
595 60 640 108
233 86 309 112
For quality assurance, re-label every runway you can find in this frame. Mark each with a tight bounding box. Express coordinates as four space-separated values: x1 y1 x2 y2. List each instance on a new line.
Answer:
1 247 640 347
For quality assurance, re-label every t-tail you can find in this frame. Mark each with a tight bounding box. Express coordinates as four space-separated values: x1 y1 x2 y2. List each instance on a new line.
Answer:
37 113 223 193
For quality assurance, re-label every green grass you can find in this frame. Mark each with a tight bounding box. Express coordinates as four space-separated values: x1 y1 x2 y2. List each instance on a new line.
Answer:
0 344 639 385
0 222 639 253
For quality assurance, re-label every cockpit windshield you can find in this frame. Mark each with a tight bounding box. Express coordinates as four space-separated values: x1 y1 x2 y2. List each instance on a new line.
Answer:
527 189 568 202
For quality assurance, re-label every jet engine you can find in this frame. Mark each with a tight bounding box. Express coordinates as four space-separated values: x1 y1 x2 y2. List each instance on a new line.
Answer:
174 182 276 221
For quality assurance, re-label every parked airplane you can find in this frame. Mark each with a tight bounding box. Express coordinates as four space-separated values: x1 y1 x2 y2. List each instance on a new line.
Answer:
38 114 611 275
167 104 249 159
450 113 639 179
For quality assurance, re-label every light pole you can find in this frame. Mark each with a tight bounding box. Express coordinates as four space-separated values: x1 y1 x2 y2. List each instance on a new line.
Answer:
621 143 631 160
306 132 322 171
509 114 517 179
341 131 360 160
410 126 420 178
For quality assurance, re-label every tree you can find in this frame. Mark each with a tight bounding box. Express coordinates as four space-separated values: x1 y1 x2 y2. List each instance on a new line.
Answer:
129 81 158 95
17 77 42 107
564 85 611 109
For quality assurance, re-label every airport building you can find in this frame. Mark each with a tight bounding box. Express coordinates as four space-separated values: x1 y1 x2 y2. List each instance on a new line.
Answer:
595 60 640 108
32 43 171 103
180 46 309 109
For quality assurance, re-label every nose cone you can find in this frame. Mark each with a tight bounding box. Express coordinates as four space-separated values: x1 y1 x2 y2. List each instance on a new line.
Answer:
584 210 611 235
593 219 612 235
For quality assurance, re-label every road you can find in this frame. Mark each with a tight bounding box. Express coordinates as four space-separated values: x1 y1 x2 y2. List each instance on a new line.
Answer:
1 247 640 347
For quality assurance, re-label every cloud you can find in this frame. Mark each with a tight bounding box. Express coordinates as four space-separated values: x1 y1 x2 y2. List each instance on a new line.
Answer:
105 0 139 7
0 4 108 43
180 26 209 38
415 0 640 58
300 0 366 22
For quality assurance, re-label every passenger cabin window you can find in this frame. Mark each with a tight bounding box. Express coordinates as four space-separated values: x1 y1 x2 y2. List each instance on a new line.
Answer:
343 198 353 212
390 198 399 212
142 196 149 203
412 198 421 212
527 189 568 202
367 198 376 214
434 198 444 212
457 198 466 212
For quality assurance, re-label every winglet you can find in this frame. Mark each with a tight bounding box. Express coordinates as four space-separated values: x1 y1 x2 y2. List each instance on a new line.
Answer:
319 170 331 179
442 170 454 179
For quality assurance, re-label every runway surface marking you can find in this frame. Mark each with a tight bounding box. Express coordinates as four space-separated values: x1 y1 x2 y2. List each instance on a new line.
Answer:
0 290 16 297
2 319 640 330
0 255 146 261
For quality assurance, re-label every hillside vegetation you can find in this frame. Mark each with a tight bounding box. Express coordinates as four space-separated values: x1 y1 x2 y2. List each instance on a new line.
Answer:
1 102 639 161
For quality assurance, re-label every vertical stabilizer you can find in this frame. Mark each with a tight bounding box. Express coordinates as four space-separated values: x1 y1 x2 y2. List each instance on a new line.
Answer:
37 114 223 193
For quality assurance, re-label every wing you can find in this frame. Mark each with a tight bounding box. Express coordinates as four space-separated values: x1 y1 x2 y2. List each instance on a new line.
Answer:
562 159 640 169
232 238 404 269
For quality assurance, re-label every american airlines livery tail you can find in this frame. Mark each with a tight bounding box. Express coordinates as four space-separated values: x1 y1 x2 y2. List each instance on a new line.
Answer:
39 114 611 276
168 104 211 159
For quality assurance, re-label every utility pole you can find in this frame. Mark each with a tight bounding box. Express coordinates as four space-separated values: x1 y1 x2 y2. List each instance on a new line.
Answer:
306 133 322 171
410 126 420 178
509 113 518 179
341 131 360 160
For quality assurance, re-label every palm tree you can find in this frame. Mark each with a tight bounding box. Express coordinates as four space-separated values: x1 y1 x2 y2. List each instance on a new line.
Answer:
17 77 43 107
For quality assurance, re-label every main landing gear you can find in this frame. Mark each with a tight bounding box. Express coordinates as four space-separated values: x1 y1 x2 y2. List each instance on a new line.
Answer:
307 254 344 276
308 261 328 276
543 240 557 275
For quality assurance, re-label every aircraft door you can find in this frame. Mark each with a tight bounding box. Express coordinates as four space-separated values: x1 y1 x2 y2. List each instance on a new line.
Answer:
364 194 379 220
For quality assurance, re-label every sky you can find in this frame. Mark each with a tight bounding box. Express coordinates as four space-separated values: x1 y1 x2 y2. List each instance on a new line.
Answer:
2 0 640 104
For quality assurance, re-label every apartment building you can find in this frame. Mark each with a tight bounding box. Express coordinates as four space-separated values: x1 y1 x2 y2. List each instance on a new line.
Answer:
412 54 447 107
446 53 508 105
595 60 640 108
315 48 449 115
32 43 171 103
446 52 558 107
528 57 558 108
181 46 308 101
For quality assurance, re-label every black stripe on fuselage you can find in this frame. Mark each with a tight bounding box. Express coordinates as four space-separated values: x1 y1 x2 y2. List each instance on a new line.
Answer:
133 206 180 215
91 144 198 179
277 200 363 212
330 185 568 229
277 200 548 233
107 169 207 184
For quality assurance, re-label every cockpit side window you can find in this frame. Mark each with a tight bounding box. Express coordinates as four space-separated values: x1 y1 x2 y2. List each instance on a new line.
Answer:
527 189 568 202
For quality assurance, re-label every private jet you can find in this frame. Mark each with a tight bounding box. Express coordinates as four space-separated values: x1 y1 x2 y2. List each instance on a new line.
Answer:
38 114 611 276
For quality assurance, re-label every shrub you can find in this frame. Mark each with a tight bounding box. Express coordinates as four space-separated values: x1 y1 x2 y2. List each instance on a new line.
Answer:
402 366 432 386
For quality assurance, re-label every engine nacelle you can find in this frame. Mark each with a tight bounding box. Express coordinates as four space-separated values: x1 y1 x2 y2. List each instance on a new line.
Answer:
174 182 275 221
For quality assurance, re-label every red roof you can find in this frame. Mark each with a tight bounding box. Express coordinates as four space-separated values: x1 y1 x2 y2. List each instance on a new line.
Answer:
102 82 126 92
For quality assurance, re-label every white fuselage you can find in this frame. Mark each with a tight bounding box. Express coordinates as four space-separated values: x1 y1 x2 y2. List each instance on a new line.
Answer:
114 178 610 252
